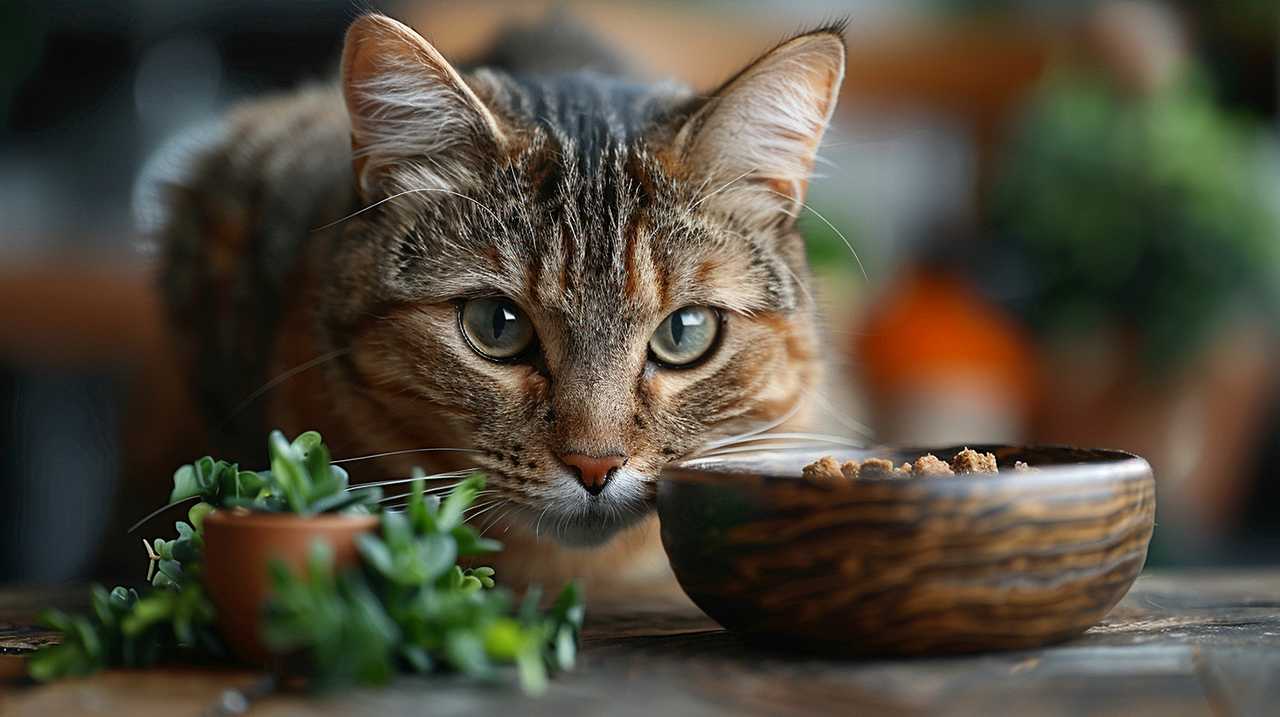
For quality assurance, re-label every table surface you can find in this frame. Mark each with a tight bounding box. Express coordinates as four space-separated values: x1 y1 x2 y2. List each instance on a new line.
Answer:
2 570 1278 716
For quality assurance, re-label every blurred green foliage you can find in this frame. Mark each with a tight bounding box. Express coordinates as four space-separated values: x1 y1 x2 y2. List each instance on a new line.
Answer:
987 72 1280 372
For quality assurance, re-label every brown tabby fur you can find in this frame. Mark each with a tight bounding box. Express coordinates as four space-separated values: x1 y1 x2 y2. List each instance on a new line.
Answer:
151 13 844 598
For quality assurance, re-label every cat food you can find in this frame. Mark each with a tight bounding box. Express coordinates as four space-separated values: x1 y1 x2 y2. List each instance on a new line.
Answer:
802 448 1026 481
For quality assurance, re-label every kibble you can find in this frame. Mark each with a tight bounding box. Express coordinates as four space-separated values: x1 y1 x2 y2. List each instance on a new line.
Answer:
803 448 1009 481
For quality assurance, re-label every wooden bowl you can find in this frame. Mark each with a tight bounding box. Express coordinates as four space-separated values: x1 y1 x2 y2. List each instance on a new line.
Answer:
202 510 379 666
657 445 1155 655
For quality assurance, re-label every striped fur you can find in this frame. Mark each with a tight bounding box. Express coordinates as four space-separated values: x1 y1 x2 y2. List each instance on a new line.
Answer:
150 14 843 589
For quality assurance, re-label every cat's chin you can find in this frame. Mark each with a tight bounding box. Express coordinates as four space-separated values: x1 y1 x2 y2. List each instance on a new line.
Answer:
514 502 649 548
549 520 627 548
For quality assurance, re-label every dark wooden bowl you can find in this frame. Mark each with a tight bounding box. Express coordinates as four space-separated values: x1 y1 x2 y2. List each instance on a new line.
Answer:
657 445 1155 655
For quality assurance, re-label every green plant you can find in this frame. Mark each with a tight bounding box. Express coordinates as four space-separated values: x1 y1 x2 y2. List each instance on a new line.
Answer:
169 430 381 515
28 492 223 680
984 71 1280 371
28 431 583 696
263 473 582 693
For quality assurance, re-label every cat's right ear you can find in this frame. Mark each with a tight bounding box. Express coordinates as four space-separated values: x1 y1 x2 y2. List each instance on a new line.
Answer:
341 14 506 197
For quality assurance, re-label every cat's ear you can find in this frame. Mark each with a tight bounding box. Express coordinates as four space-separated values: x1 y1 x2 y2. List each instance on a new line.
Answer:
341 14 507 196
674 28 845 224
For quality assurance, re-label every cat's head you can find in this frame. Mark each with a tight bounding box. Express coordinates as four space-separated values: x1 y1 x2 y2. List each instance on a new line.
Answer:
323 14 843 546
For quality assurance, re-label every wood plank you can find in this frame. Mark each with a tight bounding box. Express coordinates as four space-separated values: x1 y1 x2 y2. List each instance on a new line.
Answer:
3 570 1278 715
1195 646 1280 717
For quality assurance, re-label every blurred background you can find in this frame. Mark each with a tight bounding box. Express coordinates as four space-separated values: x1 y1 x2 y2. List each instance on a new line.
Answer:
1 0 1277 583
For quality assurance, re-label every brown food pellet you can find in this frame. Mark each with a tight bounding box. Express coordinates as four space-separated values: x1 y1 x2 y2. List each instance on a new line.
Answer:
803 448 1013 482
857 457 900 478
912 454 955 476
949 448 999 474
802 455 843 481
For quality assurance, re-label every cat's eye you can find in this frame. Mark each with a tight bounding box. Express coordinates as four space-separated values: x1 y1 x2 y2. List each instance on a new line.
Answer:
459 298 536 360
649 306 720 367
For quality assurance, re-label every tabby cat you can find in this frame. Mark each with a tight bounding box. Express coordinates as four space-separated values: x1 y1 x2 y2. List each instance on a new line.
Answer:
150 13 845 596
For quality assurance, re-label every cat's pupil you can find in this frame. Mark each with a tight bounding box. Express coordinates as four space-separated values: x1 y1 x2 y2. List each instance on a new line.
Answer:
671 308 705 347
492 305 511 339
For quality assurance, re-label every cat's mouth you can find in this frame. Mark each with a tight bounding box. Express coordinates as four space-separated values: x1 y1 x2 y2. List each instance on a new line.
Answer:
539 498 649 547
487 466 655 547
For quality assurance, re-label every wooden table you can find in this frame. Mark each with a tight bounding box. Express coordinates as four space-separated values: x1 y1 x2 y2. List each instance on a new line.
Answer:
3 570 1278 716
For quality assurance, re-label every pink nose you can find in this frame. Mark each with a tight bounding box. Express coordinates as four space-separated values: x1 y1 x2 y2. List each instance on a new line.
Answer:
559 454 625 495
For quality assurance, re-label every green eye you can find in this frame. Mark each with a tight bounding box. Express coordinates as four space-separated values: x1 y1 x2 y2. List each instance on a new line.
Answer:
460 298 536 360
649 306 720 367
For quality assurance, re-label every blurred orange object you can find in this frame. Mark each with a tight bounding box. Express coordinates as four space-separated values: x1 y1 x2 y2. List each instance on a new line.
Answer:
854 269 1038 444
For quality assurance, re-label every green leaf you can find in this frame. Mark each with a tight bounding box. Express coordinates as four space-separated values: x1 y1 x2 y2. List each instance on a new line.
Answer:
194 457 218 492
553 625 576 671
237 470 266 498
483 618 527 660
291 430 323 456
400 645 433 673
443 631 491 677
122 593 175 636
170 465 200 503
157 559 184 583
308 488 377 515
356 534 394 577
550 581 586 632
438 475 485 531
109 586 135 608
187 502 213 532
517 649 548 695
90 586 115 627
454 526 502 556
416 533 457 584
269 431 310 515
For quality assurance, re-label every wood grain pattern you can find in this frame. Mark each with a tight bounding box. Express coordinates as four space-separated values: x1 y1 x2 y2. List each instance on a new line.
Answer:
658 445 1155 655
6 571 1280 715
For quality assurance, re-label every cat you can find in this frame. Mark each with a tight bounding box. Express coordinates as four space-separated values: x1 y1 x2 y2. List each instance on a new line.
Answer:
148 12 844 598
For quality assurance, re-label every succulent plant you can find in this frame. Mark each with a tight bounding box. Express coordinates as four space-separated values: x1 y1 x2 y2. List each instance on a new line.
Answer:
29 431 583 696
169 430 381 515
264 472 582 693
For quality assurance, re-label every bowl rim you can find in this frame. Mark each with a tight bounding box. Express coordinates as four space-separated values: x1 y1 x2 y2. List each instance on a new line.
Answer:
661 444 1153 495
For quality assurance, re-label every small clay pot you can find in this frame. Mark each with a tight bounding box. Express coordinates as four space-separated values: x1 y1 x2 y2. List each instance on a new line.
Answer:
202 510 379 666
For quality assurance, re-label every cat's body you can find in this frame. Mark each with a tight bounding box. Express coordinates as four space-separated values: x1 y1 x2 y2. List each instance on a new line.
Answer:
149 14 843 597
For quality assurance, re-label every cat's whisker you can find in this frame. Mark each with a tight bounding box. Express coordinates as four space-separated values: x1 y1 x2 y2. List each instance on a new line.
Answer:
755 186 869 284
802 386 874 439
723 225 815 308
697 399 805 453
480 505 513 537
226 349 351 422
465 500 504 524
310 186 501 232
705 431 865 449
332 447 483 465
777 257 816 309
373 484 460 502
350 469 474 490
534 506 550 540
128 496 199 534
377 487 493 505
698 440 861 458
689 167 756 210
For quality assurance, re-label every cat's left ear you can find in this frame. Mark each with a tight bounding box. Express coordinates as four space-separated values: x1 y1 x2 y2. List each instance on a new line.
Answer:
674 28 845 224
341 14 507 197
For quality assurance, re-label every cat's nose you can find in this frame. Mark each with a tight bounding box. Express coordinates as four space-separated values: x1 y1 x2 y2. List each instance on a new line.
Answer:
559 453 625 496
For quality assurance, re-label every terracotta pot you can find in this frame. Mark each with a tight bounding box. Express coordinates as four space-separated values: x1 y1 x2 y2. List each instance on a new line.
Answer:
202 510 379 666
